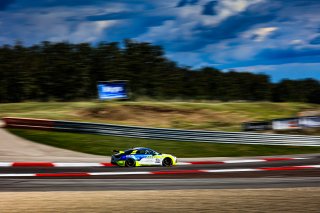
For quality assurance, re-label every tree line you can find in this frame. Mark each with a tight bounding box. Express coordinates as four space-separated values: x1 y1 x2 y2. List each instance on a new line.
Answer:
0 40 319 103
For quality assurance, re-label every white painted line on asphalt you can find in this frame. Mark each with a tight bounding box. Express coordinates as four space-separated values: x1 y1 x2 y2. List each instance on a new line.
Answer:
176 162 192 165
297 165 320 168
54 163 103 167
223 160 265 164
0 162 12 167
0 157 311 167
0 173 35 177
89 172 151 176
205 168 260 173
0 165 319 177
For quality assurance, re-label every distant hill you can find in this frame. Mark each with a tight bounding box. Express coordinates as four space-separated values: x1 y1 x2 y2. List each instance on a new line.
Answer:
1 101 319 133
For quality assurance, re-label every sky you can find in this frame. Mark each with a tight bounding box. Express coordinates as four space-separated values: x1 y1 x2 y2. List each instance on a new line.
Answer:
1 0 320 82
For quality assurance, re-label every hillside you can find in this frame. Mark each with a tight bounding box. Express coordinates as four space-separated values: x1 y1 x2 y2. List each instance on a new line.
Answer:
1 101 319 132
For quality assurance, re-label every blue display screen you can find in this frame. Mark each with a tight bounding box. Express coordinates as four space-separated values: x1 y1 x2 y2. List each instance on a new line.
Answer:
97 82 128 100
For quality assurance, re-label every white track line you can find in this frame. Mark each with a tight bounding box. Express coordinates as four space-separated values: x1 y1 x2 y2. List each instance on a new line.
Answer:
0 157 309 167
0 164 319 177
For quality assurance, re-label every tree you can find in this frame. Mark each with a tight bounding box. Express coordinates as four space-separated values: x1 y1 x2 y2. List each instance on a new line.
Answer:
0 40 318 103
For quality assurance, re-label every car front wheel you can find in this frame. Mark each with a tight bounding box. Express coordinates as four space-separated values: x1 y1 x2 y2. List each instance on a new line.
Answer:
162 157 173 167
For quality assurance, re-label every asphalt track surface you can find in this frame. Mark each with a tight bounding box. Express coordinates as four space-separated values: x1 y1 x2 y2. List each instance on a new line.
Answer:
1 127 320 192
1 156 320 191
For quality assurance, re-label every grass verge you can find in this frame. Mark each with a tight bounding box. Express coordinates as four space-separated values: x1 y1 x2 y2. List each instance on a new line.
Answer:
1 101 319 132
8 128 320 157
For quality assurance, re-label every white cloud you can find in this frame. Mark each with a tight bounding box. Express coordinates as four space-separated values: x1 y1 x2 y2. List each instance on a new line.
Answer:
137 20 197 42
137 0 265 43
0 5 121 45
201 40 261 63
202 0 265 26
243 27 278 42
171 0 265 27
50 20 117 43
290 39 305 45
226 64 277 73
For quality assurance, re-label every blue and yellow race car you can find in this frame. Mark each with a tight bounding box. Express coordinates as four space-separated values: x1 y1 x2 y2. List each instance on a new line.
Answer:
111 147 177 167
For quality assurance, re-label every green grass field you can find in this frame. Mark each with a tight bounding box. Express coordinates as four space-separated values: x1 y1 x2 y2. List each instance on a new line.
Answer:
2 101 320 157
8 128 320 157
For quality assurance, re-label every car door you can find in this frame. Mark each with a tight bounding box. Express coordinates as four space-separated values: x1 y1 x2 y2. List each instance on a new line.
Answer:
148 149 162 165
135 149 154 165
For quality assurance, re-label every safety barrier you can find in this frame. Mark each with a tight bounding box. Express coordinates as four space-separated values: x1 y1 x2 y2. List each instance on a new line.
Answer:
3 117 320 147
3 117 54 130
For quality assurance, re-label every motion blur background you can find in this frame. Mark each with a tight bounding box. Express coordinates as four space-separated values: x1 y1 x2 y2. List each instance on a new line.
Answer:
0 0 320 103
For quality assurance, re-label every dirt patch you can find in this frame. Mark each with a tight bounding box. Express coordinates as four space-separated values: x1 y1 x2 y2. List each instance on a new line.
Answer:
1 188 320 212
81 105 247 130
298 109 320 116
125 105 193 113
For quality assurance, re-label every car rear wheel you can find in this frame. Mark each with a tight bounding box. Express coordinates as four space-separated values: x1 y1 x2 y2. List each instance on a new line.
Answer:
125 158 136 167
162 157 173 167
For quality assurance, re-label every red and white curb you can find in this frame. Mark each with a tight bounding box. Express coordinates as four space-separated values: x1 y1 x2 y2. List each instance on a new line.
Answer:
0 165 319 177
0 162 114 167
0 157 307 167
178 157 307 165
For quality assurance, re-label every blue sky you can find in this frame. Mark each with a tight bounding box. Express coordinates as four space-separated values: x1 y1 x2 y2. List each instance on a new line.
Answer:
1 0 320 82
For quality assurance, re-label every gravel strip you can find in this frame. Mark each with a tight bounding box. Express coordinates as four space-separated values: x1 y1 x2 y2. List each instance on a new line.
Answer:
1 188 320 212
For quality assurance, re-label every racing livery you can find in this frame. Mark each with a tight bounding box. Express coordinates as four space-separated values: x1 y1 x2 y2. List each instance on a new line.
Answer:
111 147 177 167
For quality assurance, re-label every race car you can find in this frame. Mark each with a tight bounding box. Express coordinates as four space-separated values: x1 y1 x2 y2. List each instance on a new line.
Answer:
111 147 177 167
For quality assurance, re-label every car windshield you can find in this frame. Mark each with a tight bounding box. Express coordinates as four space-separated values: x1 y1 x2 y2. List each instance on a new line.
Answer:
124 148 160 155
124 149 134 155
146 149 159 155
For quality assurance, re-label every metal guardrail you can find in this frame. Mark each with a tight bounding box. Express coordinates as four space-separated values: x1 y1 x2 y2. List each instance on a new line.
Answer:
54 121 320 147
3 117 320 146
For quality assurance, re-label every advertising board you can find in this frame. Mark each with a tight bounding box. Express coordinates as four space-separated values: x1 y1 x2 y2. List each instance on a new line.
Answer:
272 118 301 130
242 121 272 131
299 116 320 128
97 81 128 100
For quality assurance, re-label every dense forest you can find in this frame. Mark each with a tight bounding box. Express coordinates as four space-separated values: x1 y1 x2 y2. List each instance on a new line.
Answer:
0 40 319 103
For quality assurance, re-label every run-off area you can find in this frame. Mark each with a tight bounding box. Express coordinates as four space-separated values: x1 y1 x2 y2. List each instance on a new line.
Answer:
1 188 320 213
